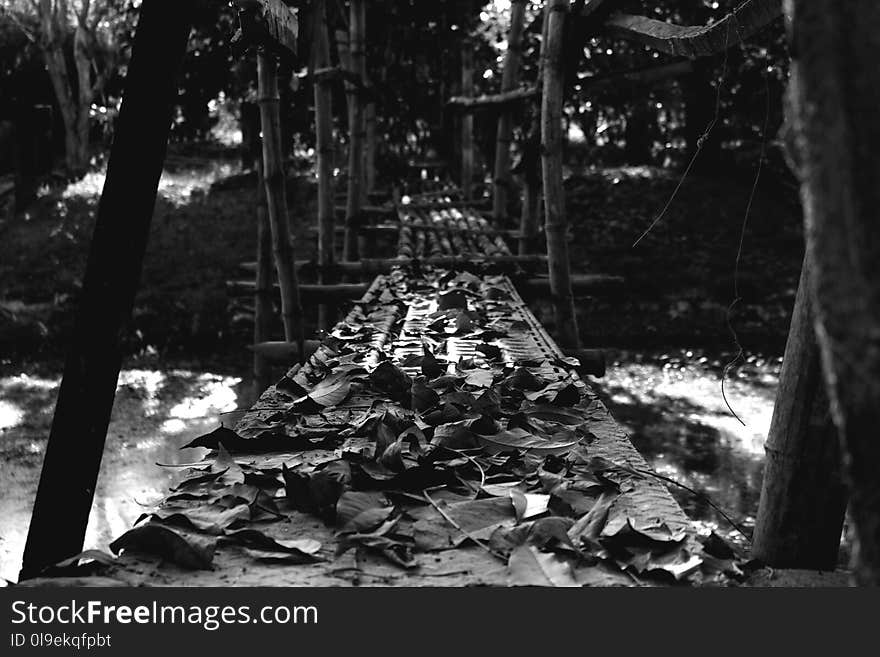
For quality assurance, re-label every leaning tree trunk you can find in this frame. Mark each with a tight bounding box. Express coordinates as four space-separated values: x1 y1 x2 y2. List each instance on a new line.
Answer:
343 0 366 261
492 0 527 222
786 0 880 585
312 0 335 329
541 0 579 349
752 257 847 569
21 0 195 576
257 50 305 360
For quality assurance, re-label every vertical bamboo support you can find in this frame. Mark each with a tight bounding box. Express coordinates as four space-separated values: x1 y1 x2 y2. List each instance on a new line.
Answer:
519 183 540 254
518 123 541 254
335 27 352 177
541 0 579 349
312 0 335 329
753 257 847 569
21 0 195 577
343 0 366 261
492 0 527 222
461 38 474 200
257 50 305 359
364 73 377 197
253 153 273 398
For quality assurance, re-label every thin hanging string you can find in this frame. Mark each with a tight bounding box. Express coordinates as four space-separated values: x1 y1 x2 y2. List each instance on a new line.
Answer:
631 17 734 248
720 20 772 426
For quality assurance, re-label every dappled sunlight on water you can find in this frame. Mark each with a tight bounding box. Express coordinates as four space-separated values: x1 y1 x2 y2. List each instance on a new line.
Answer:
591 348 781 548
0 369 245 583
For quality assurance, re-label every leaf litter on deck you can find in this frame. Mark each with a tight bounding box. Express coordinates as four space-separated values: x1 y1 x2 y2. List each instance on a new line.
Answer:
49 267 743 586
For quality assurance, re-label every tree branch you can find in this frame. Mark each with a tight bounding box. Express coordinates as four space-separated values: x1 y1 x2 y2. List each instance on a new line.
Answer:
603 0 783 58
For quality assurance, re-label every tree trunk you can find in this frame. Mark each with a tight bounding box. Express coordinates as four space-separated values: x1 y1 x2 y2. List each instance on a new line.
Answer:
257 50 305 360
753 257 847 569
73 25 93 171
786 0 880 585
21 0 195 577
312 0 336 330
492 0 527 222
37 3 96 176
343 0 366 261
43 40 89 175
541 0 579 350
461 39 474 200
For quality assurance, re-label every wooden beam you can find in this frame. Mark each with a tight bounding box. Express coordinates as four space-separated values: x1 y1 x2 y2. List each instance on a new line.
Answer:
447 60 693 113
233 0 299 58
250 340 322 363
228 280 370 301
517 273 625 295
334 204 395 216
448 86 539 111
20 0 195 578
603 0 783 58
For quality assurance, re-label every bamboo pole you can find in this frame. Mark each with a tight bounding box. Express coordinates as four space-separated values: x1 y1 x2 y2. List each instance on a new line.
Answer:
312 0 335 330
257 49 305 361
253 150 273 398
335 26 352 186
343 0 366 261
518 123 542 255
541 0 579 349
492 0 527 222
21 0 195 577
753 258 847 569
364 72 377 197
461 38 474 200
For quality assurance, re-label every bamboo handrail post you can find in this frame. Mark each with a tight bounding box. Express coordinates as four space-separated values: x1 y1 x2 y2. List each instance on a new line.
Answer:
257 48 305 361
541 0 580 350
492 0 528 224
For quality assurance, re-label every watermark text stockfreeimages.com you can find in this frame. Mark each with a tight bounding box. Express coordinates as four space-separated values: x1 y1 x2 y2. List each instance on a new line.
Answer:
10 599 318 632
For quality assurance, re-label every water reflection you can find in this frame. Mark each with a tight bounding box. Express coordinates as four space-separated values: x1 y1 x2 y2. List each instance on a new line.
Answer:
0 369 245 583
591 348 780 547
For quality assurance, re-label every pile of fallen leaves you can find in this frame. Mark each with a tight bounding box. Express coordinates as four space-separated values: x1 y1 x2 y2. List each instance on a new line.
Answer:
53 267 744 586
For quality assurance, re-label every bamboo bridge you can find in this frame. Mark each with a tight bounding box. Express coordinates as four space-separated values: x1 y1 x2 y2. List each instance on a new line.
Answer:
17 0 785 586
26 188 707 587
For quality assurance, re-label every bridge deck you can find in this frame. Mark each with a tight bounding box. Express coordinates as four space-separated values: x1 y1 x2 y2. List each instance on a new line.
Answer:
36 195 714 587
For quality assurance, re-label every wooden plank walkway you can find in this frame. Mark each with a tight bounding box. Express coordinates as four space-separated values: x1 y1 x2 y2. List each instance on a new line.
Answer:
34 195 715 587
